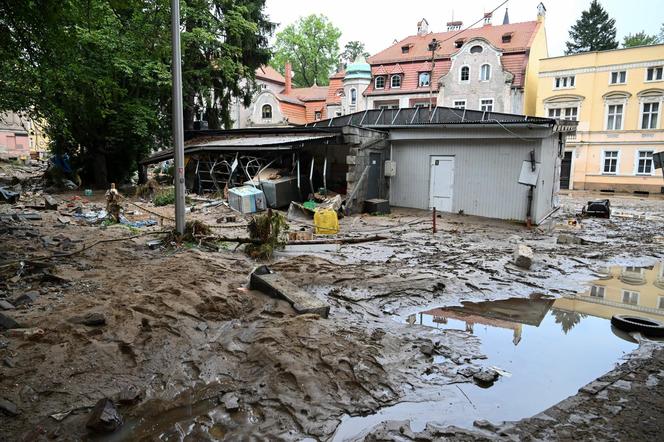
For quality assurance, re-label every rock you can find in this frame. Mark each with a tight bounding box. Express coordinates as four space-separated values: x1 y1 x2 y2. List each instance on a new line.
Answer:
0 398 20 416
457 366 480 378
117 385 142 405
71 312 106 327
0 299 16 310
3 357 15 368
474 419 501 431
557 234 587 245
44 195 58 210
13 290 39 307
420 343 434 356
0 312 21 331
220 392 240 411
86 398 122 433
513 244 533 269
473 368 500 387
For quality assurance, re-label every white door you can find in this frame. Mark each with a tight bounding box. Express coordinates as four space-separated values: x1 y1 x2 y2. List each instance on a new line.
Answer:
429 156 455 212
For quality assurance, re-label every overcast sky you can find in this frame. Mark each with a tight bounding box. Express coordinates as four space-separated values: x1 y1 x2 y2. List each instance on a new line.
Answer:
264 0 662 58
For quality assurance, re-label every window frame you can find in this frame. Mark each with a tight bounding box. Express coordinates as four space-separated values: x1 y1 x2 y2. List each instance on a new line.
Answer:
601 150 620 175
390 75 401 89
418 72 431 88
635 150 655 176
554 75 576 90
350 87 357 105
589 285 605 298
453 99 466 109
479 98 494 112
548 106 578 121
374 76 385 89
621 289 639 306
261 104 272 120
640 100 660 130
314 111 322 121
460 65 470 83
609 70 627 85
480 64 491 81
645 66 664 82
605 102 625 130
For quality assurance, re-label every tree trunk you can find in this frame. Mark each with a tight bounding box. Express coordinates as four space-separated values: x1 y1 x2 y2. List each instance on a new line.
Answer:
93 150 109 189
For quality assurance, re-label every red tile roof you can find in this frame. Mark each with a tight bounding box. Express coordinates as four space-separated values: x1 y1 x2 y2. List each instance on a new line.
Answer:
289 86 329 102
369 21 541 64
255 65 286 84
326 72 344 105
364 60 451 96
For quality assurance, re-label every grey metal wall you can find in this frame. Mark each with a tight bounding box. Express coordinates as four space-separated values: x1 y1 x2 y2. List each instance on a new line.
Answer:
389 137 551 222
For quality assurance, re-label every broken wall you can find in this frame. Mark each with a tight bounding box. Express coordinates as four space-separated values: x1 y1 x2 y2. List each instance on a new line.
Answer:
343 126 389 212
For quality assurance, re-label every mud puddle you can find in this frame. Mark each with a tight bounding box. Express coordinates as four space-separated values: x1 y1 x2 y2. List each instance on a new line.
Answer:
333 296 639 440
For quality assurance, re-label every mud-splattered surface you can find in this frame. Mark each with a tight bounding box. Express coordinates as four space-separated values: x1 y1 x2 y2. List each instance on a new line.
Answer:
1 190 663 440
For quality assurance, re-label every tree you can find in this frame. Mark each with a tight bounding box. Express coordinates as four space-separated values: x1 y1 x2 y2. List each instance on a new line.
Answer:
341 41 370 65
622 31 660 47
552 310 586 334
271 14 341 87
565 0 618 54
0 0 273 186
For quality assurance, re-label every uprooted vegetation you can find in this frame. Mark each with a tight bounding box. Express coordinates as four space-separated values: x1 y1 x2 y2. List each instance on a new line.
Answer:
245 211 288 259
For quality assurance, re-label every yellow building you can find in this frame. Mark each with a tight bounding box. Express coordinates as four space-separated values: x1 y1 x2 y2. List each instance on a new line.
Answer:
537 45 664 193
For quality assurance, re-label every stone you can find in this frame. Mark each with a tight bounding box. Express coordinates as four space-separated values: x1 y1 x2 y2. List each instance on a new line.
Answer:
557 234 587 245
117 385 142 405
221 392 240 411
86 398 122 433
71 312 106 327
3 357 15 368
43 195 58 210
13 290 39 307
0 312 21 331
0 398 19 416
513 244 533 269
473 368 500 387
0 299 15 310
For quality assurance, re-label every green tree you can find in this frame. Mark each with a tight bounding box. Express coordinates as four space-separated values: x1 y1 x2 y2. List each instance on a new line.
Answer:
622 31 660 47
341 40 370 65
271 14 341 87
0 0 273 186
565 0 618 54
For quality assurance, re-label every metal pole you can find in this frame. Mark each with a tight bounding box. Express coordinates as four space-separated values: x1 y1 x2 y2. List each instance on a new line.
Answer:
171 0 186 234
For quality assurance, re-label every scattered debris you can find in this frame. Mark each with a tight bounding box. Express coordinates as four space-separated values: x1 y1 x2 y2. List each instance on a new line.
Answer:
513 244 534 269
220 392 240 411
0 300 16 310
245 211 288 259
557 234 589 245
0 186 20 204
117 385 142 405
86 398 123 433
13 290 39 307
43 195 58 210
105 183 122 222
0 398 20 416
473 368 500 387
70 312 106 327
582 199 611 218
0 312 21 330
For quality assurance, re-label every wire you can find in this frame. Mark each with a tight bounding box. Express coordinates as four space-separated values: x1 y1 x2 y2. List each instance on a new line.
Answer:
434 0 510 48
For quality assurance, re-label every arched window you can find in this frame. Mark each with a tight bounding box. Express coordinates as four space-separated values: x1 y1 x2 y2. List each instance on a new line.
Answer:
391 75 401 88
470 45 483 54
375 76 385 89
460 66 470 82
261 104 272 119
350 88 357 105
480 64 491 81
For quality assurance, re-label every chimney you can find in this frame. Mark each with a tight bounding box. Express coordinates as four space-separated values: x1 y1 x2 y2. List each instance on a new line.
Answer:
483 12 492 26
537 2 547 22
417 18 429 36
284 62 292 94
446 21 462 32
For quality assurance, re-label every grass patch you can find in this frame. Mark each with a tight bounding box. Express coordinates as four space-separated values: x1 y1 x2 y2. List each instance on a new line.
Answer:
153 188 175 206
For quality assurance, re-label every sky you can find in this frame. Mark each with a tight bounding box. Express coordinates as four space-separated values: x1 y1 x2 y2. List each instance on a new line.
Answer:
264 0 663 57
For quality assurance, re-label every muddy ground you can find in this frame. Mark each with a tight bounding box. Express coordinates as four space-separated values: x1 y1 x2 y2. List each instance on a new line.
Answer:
1 187 663 441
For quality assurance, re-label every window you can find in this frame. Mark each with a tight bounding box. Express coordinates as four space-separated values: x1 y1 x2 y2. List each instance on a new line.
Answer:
606 104 623 130
590 285 605 298
602 150 619 174
554 76 575 89
480 99 493 112
641 102 660 129
480 64 491 81
401 45 410 54
658 297 664 309
502 33 513 43
460 66 470 82
646 66 663 82
548 107 578 120
413 102 428 108
453 100 466 109
350 88 357 105
390 75 401 88
375 76 385 89
622 290 639 305
470 45 483 54
610 71 626 84
454 39 464 48
636 150 654 175
418 72 430 87
314 111 322 121
261 104 272 119
335 111 342 117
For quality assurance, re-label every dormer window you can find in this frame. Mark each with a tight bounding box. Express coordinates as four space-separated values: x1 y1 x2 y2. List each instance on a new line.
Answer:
401 45 410 54
375 76 385 89
391 75 401 88
454 39 465 49
418 72 430 87
261 104 272 120
502 33 513 43
470 45 483 54
314 111 322 121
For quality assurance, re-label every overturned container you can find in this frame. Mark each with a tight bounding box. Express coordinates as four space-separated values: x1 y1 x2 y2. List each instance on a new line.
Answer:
228 186 266 214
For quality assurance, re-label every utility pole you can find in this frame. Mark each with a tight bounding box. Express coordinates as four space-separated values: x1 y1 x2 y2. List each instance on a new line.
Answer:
428 38 439 112
171 0 186 234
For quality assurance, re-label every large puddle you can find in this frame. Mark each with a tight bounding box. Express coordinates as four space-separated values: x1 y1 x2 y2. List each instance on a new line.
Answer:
334 262 664 440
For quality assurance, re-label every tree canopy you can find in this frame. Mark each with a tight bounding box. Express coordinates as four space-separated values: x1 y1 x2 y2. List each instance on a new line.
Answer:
271 14 341 87
0 0 273 187
622 31 660 48
341 41 370 65
565 0 618 54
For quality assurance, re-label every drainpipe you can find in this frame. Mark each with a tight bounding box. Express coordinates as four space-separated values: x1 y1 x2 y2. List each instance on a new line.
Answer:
526 149 536 228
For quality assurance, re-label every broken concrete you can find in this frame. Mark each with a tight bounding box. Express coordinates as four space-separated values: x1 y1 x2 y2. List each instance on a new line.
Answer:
70 312 106 327
0 312 20 330
43 195 58 210
0 398 19 416
12 290 39 307
86 398 122 433
0 299 16 310
513 244 533 269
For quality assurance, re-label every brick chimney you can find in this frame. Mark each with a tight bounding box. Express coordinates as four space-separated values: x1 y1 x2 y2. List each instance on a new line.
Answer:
446 21 462 32
284 62 292 94
483 12 492 26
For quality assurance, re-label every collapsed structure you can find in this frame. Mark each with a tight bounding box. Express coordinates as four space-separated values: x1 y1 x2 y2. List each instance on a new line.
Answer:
142 106 576 224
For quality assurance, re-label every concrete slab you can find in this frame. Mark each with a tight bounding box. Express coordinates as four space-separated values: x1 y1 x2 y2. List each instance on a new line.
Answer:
250 266 330 318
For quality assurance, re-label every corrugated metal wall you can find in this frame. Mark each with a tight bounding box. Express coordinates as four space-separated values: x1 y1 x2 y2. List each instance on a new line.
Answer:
390 137 550 222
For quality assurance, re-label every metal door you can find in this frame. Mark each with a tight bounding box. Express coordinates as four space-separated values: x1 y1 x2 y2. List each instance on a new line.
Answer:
560 151 572 190
367 153 381 199
429 156 454 212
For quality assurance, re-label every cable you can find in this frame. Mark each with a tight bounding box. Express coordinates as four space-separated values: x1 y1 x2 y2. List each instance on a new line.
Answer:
434 0 510 47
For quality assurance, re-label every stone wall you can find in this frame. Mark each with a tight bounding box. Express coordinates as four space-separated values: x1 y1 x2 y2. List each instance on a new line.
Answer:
342 126 389 212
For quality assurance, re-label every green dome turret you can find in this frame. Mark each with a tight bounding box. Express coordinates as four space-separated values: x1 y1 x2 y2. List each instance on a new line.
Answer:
344 56 372 81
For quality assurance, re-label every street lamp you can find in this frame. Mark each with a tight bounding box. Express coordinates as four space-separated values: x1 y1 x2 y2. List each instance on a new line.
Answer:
171 0 186 234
